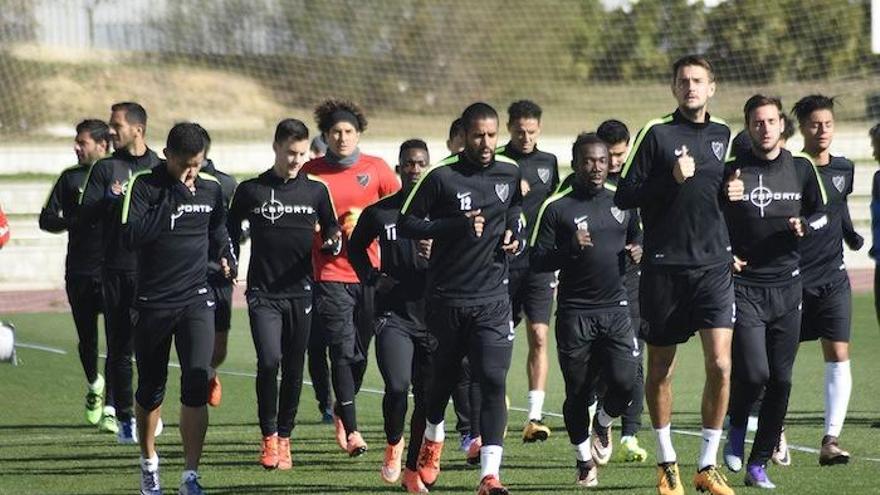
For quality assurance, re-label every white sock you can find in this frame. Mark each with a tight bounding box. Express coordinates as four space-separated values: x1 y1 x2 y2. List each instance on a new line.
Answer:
181 470 198 483
597 407 614 428
698 428 723 470
824 360 852 437
89 374 104 392
103 405 116 416
425 420 445 443
527 390 545 421
140 454 159 473
654 424 677 464
574 438 592 462
480 445 503 478
588 402 597 433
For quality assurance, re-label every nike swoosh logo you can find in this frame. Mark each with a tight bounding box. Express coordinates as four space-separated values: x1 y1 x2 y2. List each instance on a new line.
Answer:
456 192 471 199
674 148 684 157
207 301 216 307
573 215 588 224
305 305 312 314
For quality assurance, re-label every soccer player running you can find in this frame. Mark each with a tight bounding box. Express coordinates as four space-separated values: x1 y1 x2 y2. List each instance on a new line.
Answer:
228 119 340 471
792 94 863 465
400 102 523 495
614 55 736 495
303 99 400 456
196 127 238 409
79 102 163 442
721 95 827 489
496 100 559 442
39 119 115 431
348 139 433 492
121 123 235 495
595 119 650 463
531 133 642 488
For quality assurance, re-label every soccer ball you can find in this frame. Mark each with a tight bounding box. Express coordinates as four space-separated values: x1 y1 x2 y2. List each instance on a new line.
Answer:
0 321 16 364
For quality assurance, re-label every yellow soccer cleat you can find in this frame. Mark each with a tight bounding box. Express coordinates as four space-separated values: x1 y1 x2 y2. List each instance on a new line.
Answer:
656 462 685 495
693 465 735 495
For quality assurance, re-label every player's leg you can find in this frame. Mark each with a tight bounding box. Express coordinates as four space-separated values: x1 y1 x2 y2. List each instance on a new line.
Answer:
745 287 800 489
104 271 138 439
403 327 436 491
208 284 232 407
619 336 647 462
591 312 640 468
133 307 175 495
555 309 598 487
276 297 312 470
66 274 104 424
352 283 376 394
725 287 769 474
307 312 333 422
470 301 514 492
175 301 215 493
375 314 414 483
248 296 284 468
451 357 473 451
818 279 853 465
522 270 554 442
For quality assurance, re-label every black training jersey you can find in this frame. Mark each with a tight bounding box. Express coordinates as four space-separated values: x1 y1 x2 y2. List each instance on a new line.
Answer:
607 172 642 302
724 149 827 286
530 182 639 311
228 169 339 299
39 163 104 276
615 110 732 268
349 190 427 328
121 163 232 309
79 148 162 273
496 144 559 268
799 155 858 288
201 160 238 287
398 152 524 306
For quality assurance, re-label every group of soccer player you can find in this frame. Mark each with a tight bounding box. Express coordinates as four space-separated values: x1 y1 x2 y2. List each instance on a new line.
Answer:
38 54 866 495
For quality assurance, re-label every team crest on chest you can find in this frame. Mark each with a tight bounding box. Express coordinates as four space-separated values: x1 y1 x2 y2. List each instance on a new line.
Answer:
495 183 510 202
537 168 551 184
711 141 726 161
356 174 371 187
832 175 846 193
610 206 625 224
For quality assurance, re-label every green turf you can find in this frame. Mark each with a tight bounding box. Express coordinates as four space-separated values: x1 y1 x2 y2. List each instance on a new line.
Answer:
1 296 879 494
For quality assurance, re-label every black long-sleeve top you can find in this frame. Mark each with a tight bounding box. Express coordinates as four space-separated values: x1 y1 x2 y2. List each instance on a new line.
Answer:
530 182 640 312
228 169 339 299
614 110 732 268
39 163 103 276
79 148 162 273
349 190 427 328
120 163 232 308
799 155 861 288
723 149 827 286
398 152 524 306
200 159 239 287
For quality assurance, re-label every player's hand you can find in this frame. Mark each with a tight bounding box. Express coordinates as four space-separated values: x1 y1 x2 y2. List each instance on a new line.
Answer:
321 230 343 254
726 169 744 201
220 257 234 281
673 145 695 184
732 255 747 273
575 228 593 249
375 274 398 294
788 217 805 237
417 239 433 259
520 179 531 197
465 209 484 237
110 180 124 196
625 243 642 264
501 229 519 254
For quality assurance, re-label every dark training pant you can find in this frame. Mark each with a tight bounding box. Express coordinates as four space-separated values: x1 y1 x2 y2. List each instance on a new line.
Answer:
248 295 311 437
556 309 640 446
102 270 137 420
376 313 436 470
133 300 215 410
425 299 513 447
307 312 333 413
314 281 375 435
66 274 114 406
729 283 802 466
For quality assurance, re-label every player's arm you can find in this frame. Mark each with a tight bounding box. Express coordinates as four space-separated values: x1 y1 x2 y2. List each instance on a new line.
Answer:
398 172 470 240
870 171 880 259
839 171 862 249
347 206 382 286
529 203 566 272
226 183 249 259
38 173 68 233
614 127 663 210
503 168 526 255
120 175 169 250
208 185 237 279
792 159 829 238
74 161 110 227
624 209 643 265
315 181 342 254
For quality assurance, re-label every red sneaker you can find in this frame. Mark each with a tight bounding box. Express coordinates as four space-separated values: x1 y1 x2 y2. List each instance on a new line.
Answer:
477 474 509 495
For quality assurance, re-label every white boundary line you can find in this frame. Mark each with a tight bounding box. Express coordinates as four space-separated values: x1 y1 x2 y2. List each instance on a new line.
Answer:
15 343 880 463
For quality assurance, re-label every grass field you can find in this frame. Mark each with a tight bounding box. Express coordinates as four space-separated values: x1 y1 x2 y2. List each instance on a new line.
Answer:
1 296 879 494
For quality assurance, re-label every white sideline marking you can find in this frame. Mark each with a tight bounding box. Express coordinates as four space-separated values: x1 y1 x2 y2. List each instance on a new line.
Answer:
16 344 879 463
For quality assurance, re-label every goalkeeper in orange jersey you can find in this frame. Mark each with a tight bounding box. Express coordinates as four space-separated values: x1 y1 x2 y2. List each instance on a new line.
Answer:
302 99 400 457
